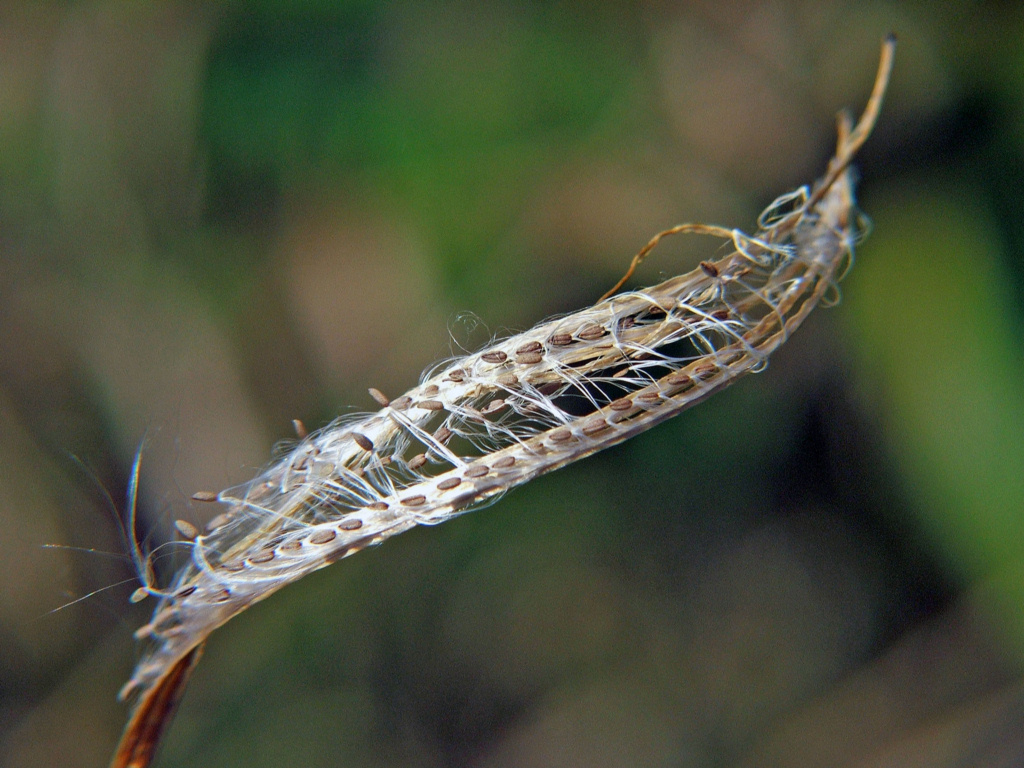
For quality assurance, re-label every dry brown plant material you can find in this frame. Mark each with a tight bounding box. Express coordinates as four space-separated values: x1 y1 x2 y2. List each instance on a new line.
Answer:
111 36 896 768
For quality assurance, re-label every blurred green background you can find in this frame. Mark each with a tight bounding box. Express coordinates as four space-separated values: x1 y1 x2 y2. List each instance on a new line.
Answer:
3 1 1024 766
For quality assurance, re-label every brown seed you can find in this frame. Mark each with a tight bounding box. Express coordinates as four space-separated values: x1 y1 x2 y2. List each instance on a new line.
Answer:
548 333 573 346
339 518 364 531
516 351 543 364
325 534 375 565
437 477 462 491
175 585 197 598
447 368 466 382
577 324 605 340
423 384 440 397
130 587 149 604
465 464 489 478
281 539 303 551
408 453 427 470
636 391 662 403
390 396 412 410
549 428 573 442
174 519 199 540
220 561 245 572
667 371 693 386
481 350 508 363
496 372 519 387
711 309 729 320
292 419 308 439
292 455 309 471
192 490 219 503
694 363 718 378
618 316 637 330
368 387 390 407
205 512 232 532
582 419 610 436
211 588 232 603
310 529 337 545
249 550 275 564
449 491 478 510
463 406 485 421
367 501 389 511
517 340 543 354
493 455 516 468
401 495 427 506
700 261 719 277
434 426 453 443
353 433 374 451
417 399 444 411
152 608 179 632
610 398 633 411
482 399 507 415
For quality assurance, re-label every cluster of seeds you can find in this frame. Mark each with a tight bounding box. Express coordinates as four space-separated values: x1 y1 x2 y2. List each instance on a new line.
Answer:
119 170 860 703
112 37 895 768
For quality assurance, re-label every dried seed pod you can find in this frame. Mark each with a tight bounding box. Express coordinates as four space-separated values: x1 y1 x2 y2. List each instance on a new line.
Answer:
113 38 896 768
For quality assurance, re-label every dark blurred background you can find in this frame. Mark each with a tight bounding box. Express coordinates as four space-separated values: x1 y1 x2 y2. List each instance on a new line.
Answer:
3 1 1024 766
